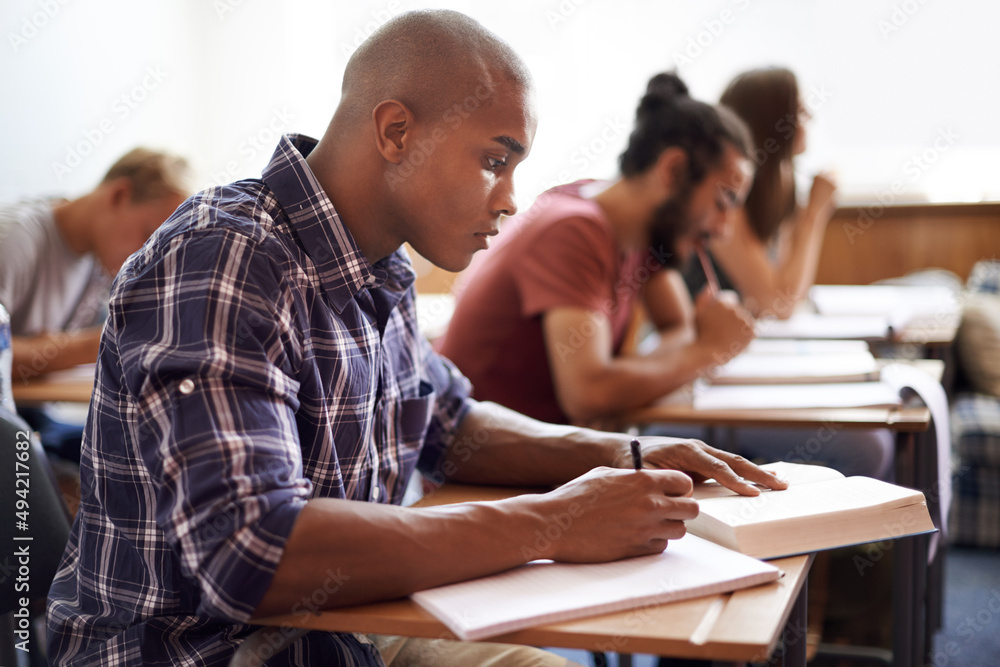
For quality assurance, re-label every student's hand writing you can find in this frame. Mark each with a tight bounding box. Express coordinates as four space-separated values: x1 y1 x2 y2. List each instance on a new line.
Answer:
528 466 699 562
693 289 755 359
623 436 789 497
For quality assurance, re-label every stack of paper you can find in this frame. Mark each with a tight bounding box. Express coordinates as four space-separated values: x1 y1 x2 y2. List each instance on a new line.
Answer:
809 284 959 320
743 339 871 356
692 381 900 411
708 350 880 385
755 312 893 341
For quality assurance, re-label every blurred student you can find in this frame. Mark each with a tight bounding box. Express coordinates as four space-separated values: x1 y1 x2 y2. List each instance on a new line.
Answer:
438 73 757 427
0 147 191 375
684 67 836 319
677 68 891 480
0 147 191 460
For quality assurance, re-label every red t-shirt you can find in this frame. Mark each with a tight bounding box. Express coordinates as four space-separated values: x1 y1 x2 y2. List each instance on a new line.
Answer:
438 180 652 424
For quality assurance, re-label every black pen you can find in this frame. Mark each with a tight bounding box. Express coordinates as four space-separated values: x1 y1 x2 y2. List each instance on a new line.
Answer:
630 438 643 470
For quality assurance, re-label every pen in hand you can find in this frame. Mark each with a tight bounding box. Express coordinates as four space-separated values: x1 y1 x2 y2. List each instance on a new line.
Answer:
696 245 720 296
630 438 643 470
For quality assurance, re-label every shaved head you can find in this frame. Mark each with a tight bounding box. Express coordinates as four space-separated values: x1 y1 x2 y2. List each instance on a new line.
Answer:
309 10 537 271
339 9 532 125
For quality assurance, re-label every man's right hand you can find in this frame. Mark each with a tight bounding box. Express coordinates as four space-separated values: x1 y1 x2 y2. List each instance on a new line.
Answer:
515 466 698 563
692 289 755 362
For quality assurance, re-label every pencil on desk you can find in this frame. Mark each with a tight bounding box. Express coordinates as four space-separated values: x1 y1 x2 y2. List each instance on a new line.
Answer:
696 245 720 296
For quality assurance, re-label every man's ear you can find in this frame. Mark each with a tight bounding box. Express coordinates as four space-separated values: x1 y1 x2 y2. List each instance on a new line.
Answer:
654 147 689 198
372 100 412 164
104 177 134 210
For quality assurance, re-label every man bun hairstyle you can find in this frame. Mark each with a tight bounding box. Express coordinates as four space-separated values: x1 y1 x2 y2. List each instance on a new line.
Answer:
619 72 753 184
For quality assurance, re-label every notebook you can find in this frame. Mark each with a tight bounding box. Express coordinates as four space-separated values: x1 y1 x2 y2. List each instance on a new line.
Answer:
809 284 959 320
410 533 781 641
707 350 880 385
755 313 893 341
743 339 872 356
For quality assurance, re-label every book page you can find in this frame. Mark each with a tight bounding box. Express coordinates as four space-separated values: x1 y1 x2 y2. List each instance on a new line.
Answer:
692 381 901 410
411 533 780 641
699 476 924 527
693 462 845 500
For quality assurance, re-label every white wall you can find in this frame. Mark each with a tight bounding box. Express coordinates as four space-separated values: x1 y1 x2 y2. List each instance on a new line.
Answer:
2 0 999 208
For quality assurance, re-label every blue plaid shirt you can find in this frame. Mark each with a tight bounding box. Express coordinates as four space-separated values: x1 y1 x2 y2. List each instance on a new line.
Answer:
47 135 472 666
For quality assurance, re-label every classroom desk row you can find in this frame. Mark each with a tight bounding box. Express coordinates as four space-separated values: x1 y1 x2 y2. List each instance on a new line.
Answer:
14 359 945 666
617 359 945 667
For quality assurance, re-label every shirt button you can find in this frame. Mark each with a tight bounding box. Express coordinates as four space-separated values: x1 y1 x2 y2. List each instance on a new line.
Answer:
371 486 381 501
178 379 195 395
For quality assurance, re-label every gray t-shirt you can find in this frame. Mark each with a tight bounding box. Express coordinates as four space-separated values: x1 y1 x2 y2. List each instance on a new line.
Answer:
0 198 109 336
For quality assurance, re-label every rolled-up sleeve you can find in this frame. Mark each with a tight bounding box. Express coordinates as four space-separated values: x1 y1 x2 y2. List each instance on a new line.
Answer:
115 227 311 622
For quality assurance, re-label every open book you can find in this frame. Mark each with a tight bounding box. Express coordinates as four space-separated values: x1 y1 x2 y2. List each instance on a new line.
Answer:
687 462 936 559
410 533 781 641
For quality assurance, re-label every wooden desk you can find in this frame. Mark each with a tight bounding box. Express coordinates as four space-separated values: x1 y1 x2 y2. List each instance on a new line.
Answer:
11 366 95 405
621 360 945 667
256 484 814 664
892 320 958 348
625 359 941 429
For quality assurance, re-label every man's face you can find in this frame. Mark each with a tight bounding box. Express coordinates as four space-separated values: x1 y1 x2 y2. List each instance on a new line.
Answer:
97 192 185 275
389 79 537 272
648 145 753 268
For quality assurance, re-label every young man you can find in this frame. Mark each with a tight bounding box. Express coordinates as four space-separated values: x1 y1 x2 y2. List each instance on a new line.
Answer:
46 12 784 667
0 148 190 378
439 73 758 426
0 148 190 461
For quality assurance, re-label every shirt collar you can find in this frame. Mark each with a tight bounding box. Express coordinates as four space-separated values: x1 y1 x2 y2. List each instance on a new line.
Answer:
261 134 415 311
